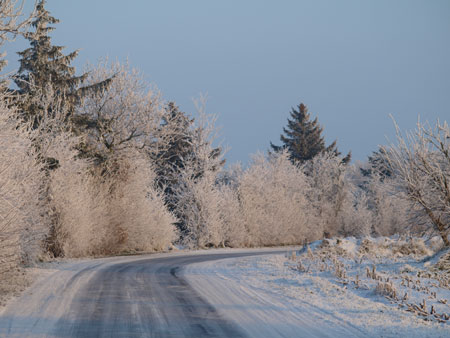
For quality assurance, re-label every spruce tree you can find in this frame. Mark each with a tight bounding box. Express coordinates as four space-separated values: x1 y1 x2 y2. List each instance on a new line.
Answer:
151 102 224 235
153 102 225 192
360 148 392 179
153 102 195 194
271 102 350 164
13 0 108 128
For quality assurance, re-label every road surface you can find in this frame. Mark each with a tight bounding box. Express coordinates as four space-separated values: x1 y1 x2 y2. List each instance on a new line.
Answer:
0 250 285 337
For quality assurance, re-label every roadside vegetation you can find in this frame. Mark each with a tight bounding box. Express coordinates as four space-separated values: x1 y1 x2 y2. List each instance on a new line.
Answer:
283 236 450 326
0 0 448 313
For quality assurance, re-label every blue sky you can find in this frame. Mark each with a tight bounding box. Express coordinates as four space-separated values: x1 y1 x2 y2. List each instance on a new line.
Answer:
5 0 450 164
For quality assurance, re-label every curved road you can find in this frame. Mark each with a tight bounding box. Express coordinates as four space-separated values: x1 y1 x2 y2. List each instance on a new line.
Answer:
0 250 284 337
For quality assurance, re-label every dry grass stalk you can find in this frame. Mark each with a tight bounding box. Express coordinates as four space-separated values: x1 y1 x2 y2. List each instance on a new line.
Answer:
376 281 398 300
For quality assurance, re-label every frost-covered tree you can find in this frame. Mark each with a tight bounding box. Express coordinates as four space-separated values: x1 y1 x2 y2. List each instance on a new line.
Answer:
360 148 393 180
37 104 178 257
46 140 177 257
170 98 227 246
14 60 179 257
154 102 194 174
271 102 350 164
238 151 315 246
40 131 91 256
216 181 247 247
151 102 195 212
349 162 409 236
0 100 45 273
0 0 35 88
104 151 177 253
381 119 450 246
303 152 365 237
366 175 410 236
0 1 49 273
13 0 109 128
74 61 165 164
43 61 179 256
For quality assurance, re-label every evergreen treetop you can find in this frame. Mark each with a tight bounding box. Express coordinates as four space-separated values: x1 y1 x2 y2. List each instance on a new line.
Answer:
271 102 350 164
15 1 83 94
13 0 110 126
360 148 392 179
153 102 195 187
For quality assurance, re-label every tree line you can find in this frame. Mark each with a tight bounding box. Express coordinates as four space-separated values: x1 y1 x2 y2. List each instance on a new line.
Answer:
0 1 448 277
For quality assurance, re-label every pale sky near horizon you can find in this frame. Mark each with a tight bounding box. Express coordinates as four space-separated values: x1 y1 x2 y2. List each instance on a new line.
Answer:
5 0 450 165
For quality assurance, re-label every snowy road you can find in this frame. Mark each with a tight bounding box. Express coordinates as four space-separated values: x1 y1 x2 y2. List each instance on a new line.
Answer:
0 250 287 337
2 248 447 338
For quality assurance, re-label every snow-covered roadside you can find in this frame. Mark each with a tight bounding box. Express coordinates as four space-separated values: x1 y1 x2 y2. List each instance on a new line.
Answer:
0 269 33 313
183 239 450 338
0 259 99 317
0 262 69 315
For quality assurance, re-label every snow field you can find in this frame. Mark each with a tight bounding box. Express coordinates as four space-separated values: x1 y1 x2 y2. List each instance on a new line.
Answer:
184 237 450 337
294 237 450 322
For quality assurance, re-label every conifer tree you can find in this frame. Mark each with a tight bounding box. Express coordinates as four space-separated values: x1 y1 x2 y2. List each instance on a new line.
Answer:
360 148 392 179
271 102 350 164
150 102 194 235
13 0 108 128
153 102 195 196
152 101 225 193
151 102 225 236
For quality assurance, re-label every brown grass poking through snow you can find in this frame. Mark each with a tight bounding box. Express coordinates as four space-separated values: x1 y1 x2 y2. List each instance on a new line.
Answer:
0 269 32 309
290 237 450 324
